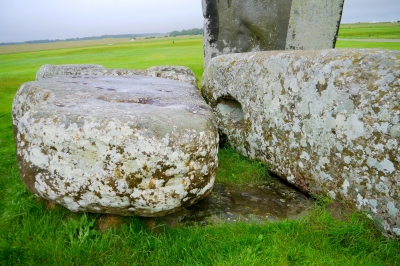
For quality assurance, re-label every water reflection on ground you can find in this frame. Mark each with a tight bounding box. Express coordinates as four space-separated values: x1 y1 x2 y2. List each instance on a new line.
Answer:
157 176 314 227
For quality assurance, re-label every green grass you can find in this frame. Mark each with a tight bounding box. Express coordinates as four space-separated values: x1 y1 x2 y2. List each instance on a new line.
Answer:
336 22 400 50
1 33 400 265
336 40 400 50
217 147 269 184
338 22 400 39
0 37 204 113
1 207 399 265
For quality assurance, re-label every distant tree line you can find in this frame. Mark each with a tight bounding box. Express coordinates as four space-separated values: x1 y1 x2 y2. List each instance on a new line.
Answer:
0 33 161 46
169 28 202 37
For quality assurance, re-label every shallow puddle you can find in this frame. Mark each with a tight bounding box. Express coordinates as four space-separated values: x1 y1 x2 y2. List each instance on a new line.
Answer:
157 176 314 227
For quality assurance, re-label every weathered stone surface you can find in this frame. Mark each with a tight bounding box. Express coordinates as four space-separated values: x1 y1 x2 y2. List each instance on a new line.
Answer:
36 64 197 86
13 75 218 216
147 66 197 86
202 49 400 238
202 0 344 67
36 64 108 80
285 1 345 50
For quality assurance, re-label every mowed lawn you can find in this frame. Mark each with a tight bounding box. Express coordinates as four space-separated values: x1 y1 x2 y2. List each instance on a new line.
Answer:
1 34 400 265
338 22 400 39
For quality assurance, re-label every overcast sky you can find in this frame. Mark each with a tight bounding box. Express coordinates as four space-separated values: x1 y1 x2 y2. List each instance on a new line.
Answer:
0 0 399 43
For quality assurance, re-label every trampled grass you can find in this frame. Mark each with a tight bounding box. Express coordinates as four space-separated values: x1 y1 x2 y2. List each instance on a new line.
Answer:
1 32 400 265
0 35 199 54
0 38 130 54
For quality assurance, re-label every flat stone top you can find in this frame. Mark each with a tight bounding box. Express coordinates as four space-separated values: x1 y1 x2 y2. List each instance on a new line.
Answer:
16 75 214 136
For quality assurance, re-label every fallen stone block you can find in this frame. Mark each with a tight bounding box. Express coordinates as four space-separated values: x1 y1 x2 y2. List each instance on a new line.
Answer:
36 64 197 86
202 49 400 238
36 64 110 79
146 66 197 87
202 0 345 67
13 75 218 216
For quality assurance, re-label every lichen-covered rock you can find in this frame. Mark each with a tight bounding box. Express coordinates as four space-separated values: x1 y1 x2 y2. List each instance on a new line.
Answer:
13 75 218 216
36 64 107 80
36 64 197 86
202 0 344 67
147 66 197 86
202 49 400 238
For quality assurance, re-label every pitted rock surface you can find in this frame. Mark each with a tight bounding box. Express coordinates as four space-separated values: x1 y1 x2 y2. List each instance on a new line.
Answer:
36 64 109 79
36 64 197 86
146 66 197 87
13 75 219 216
202 0 344 67
202 49 400 238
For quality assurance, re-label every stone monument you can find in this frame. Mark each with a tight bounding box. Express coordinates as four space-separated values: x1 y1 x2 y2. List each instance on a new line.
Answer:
13 71 219 216
202 0 345 67
202 49 400 238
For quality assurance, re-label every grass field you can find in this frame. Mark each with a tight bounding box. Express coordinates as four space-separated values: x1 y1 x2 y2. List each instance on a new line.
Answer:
336 40 400 50
1 25 400 265
338 22 400 39
0 35 200 55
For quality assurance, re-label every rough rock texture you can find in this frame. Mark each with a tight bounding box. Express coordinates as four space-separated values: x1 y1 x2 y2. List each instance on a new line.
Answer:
202 49 400 238
36 64 197 86
147 66 197 87
13 75 218 216
202 0 344 67
285 0 345 50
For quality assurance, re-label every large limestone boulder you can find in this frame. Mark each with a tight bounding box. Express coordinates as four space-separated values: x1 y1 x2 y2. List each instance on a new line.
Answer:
202 49 400 238
36 64 197 86
13 75 218 216
36 64 111 79
146 66 197 87
202 0 345 67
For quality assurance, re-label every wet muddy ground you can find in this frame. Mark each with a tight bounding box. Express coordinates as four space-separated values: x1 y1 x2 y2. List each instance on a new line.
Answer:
157 176 314 227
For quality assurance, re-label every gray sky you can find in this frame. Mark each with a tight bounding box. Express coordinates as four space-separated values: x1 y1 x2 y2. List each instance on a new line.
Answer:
342 0 400 23
0 0 399 43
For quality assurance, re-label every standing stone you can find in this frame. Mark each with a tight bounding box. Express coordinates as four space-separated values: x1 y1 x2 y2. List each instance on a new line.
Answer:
202 49 400 238
13 75 218 216
202 0 345 67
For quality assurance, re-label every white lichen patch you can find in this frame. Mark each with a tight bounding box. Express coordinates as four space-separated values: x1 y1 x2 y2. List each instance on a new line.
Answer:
202 49 400 238
13 75 219 217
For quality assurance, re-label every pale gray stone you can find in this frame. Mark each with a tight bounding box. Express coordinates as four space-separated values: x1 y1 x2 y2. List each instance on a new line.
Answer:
202 49 400 238
202 0 344 67
147 66 197 86
13 75 218 216
36 64 106 80
36 64 197 86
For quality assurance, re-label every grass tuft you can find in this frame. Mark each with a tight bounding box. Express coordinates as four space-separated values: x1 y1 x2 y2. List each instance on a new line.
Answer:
216 147 269 184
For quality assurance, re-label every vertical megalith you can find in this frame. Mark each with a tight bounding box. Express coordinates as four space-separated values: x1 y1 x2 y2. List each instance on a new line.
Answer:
286 0 345 50
202 0 344 67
